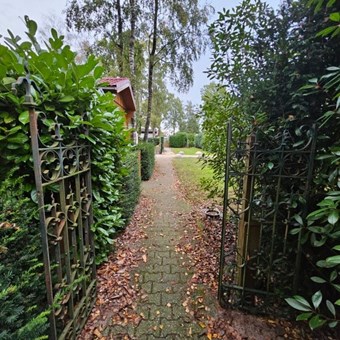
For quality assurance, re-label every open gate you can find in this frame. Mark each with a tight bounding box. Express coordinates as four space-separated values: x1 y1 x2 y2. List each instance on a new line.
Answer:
14 74 96 339
218 121 316 313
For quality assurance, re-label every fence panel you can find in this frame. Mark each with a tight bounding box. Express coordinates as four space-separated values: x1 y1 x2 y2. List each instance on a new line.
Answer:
218 121 316 314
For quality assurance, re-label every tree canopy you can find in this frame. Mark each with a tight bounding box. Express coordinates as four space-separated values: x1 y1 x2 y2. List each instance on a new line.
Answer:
66 0 212 138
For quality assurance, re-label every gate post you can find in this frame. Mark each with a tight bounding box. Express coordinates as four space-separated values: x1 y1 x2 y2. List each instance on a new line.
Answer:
236 134 261 289
218 121 232 304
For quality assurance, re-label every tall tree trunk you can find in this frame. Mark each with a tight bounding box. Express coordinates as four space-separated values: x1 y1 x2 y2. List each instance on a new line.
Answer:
144 59 154 141
144 0 159 142
129 0 136 86
116 0 124 74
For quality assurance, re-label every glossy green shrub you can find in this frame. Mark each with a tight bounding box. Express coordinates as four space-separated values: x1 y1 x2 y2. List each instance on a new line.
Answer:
139 142 155 181
119 150 141 223
169 132 187 148
0 17 130 265
0 171 49 340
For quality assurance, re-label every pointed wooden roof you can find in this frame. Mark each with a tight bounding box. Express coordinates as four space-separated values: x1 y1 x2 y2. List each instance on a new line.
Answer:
100 77 136 112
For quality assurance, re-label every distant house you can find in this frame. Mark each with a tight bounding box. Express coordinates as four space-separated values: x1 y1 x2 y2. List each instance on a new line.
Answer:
100 77 137 143
139 127 159 141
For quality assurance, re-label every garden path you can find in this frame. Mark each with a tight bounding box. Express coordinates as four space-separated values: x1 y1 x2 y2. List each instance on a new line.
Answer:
108 148 204 338
83 147 322 340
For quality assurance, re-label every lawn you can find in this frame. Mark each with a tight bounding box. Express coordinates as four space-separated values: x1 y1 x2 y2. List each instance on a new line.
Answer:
171 147 203 155
172 157 223 204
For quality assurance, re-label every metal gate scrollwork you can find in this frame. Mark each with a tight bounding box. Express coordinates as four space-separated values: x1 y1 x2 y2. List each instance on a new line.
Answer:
218 120 317 314
13 74 96 339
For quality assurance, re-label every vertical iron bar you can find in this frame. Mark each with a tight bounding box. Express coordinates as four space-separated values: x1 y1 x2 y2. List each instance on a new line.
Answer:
86 164 96 280
241 134 257 303
294 125 317 292
75 170 87 294
266 140 285 292
59 177 75 319
29 105 57 339
218 120 232 304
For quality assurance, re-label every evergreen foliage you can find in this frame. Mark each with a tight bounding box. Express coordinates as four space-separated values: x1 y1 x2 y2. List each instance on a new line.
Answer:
148 137 160 146
0 171 49 339
186 133 195 147
119 150 141 223
194 133 204 149
204 0 340 330
0 17 130 265
138 142 155 181
169 132 188 148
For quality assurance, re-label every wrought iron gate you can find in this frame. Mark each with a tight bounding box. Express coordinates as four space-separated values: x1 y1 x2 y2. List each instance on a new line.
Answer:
13 75 96 339
218 121 316 313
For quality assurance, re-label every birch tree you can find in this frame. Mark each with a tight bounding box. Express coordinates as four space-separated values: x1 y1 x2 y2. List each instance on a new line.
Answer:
142 0 211 140
66 1 211 139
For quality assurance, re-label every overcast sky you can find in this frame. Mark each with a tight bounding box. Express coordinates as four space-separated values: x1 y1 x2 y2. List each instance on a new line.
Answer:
0 0 280 105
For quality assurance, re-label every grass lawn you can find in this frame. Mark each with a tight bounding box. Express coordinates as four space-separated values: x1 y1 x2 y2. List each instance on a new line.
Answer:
171 147 203 155
172 157 223 204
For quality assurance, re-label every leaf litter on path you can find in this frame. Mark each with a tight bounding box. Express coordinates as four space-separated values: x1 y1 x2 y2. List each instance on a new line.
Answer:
78 196 153 339
175 206 337 339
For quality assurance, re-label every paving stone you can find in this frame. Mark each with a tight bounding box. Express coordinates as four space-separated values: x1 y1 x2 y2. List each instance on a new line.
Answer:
162 257 180 265
104 153 202 339
161 292 183 306
169 251 179 258
152 282 174 294
135 320 161 338
146 256 163 266
158 319 188 337
151 264 171 274
140 281 153 294
154 250 171 258
148 335 179 340
161 272 185 284
108 324 136 338
170 264 187 274
145 293 161 305
144 272 162 283
146 304 173 320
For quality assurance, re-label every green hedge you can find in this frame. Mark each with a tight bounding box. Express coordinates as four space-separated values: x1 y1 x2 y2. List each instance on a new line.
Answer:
187 133 195 147
148 137 160 146
169 132 187 148
0 172 49 340
0 18 130 338
139 142 155 181
119 151 141 223
194 133 204 149
0 18 129 266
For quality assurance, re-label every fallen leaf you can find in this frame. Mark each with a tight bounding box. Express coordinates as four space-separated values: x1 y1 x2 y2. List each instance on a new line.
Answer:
93 328 103 338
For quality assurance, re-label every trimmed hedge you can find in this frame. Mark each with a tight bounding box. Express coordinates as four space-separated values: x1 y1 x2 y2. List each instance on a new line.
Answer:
139 142 155 181
119 151 141 224
187 133 195 147
169 132 187 148
148 137 160 146
194 133 204 149
0 172 48 340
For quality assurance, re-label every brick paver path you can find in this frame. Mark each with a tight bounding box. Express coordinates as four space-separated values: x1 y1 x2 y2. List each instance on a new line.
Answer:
110 149 202 339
